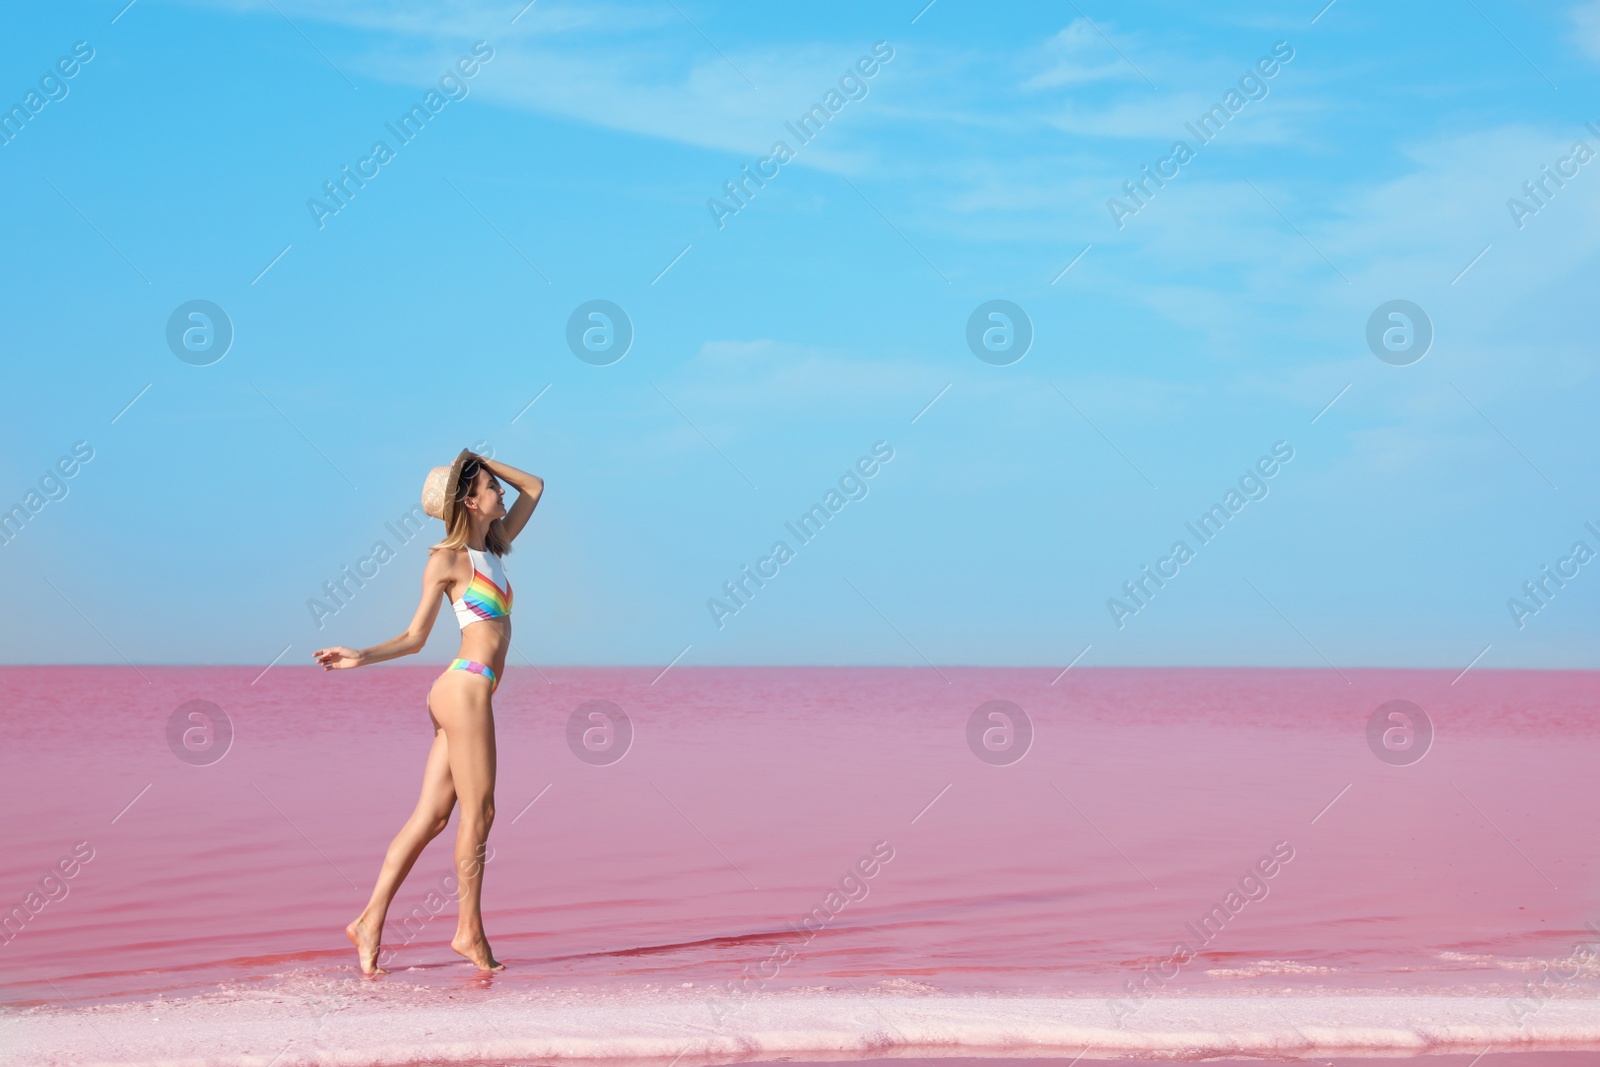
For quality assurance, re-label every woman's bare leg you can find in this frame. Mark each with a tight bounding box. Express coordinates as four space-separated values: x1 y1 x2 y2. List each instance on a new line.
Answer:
429 671 502 971
346 720 456 975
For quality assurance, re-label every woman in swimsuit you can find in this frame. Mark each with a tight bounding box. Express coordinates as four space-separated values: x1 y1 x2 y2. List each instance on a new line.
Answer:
313 450 544 975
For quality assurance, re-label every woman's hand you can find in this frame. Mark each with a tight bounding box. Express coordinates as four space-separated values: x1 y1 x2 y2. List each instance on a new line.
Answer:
313 646 365 671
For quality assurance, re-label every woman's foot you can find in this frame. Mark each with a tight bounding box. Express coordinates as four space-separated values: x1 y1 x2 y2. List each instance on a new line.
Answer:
346 915 388 976
451 931 505 972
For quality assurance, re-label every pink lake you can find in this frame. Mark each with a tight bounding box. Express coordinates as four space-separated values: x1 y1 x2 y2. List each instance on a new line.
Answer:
2 665 1598 1065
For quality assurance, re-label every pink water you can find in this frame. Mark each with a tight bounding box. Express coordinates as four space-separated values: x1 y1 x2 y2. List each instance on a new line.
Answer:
3 665 1599 1064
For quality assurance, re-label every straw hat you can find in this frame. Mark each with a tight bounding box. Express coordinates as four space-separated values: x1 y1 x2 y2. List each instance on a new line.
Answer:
420 448 476 525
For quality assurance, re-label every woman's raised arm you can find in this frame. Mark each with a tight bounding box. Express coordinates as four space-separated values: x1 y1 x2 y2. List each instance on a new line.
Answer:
482 456 544 543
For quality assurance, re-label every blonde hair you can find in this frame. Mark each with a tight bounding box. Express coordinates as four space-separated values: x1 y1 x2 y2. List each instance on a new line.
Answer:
430 456 511 556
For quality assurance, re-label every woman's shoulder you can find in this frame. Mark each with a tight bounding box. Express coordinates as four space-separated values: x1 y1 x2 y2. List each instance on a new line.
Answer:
422 546 472 592
423 545 471 573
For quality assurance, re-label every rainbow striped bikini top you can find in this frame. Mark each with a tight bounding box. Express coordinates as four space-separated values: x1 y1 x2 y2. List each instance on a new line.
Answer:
451 547 512 629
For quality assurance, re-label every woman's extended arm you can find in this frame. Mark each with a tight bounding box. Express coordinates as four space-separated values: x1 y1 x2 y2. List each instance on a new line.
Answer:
313 549 455 670
483 456 544 543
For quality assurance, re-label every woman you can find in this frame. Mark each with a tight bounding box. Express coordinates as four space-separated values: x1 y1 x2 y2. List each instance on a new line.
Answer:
313 449 544 976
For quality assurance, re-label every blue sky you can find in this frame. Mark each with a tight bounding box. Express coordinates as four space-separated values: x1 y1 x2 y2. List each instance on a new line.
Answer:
1 0 1596 669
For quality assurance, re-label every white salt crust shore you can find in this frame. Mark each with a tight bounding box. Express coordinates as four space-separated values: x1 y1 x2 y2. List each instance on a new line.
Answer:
5 990 1600 1067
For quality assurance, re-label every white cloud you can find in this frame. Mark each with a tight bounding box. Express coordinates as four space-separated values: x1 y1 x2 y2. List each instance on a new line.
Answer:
185 0 905 167
1572 1 1600 60
461 41 899 163
1024 20 1141 89
1043 93 1308 144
